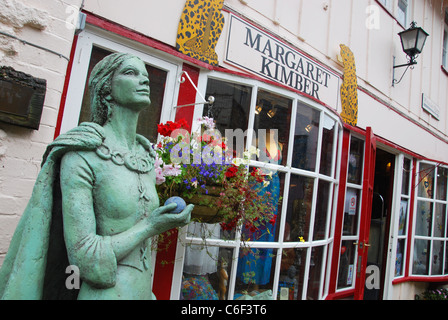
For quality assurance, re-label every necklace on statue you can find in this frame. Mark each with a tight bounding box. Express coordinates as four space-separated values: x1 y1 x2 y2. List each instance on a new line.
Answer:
95 143 154 201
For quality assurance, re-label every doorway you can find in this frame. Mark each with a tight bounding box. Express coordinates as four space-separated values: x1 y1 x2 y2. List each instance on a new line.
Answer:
363 148 395 300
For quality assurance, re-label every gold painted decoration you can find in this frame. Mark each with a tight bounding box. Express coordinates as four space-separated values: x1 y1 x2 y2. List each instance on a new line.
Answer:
176 0 224 66
339 44 358 126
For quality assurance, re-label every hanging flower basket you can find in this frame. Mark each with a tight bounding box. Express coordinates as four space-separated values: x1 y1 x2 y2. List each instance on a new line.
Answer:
154 117 278 233
187 185 225 224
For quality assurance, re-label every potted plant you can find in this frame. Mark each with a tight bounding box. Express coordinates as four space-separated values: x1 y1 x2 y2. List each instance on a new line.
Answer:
154 117 278 238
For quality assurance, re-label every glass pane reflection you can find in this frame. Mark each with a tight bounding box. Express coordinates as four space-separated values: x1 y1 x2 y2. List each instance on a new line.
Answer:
292 103 320 171
319 114 336 176
285 175 314 242
181 246 234 300
235 248 277 300
278 248 307 300
337 240 357 289
253 90 292 167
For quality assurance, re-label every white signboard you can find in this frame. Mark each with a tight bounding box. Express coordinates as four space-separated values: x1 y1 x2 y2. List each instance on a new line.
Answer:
422 93 440 120
225 14 340 108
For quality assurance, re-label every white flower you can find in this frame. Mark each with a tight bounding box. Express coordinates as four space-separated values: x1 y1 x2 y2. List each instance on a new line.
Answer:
197 116 216 129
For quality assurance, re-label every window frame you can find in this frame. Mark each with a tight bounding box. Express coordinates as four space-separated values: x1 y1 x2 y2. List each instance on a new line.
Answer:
391 155 413 280
59 25 182 135
171 70 343 300
410 161 448 277
334 133 365 293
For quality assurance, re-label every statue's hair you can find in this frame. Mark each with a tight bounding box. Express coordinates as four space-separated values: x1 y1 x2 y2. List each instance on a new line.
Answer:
88 52 137 125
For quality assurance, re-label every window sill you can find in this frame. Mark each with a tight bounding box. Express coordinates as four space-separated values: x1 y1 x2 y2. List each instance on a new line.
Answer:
393 275 448 285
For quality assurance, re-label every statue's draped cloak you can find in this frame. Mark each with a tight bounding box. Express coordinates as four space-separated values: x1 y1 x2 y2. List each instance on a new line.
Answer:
0 123 110 299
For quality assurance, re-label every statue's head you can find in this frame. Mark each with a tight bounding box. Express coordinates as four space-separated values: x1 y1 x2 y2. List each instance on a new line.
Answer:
88 53 149 125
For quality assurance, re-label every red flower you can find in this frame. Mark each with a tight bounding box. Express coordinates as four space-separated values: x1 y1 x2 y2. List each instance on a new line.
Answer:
269 214 277 225
157 119 190 137
225 166 238 178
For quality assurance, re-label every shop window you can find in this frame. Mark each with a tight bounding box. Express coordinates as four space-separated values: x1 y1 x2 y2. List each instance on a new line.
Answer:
175 75 342 300
394 157 412 278
412 162 448 276
337 136 364 291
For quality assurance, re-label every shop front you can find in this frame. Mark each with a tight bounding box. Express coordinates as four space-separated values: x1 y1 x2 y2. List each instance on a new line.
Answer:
54 2 448 300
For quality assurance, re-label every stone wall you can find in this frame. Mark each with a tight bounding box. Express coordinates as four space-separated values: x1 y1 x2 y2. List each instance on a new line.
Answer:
0 0 82 266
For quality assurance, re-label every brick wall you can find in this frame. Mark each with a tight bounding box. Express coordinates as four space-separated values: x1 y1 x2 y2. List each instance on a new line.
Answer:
0 0 82 266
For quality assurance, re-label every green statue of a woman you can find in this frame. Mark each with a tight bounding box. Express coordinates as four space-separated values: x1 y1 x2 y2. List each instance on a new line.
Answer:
0 53 193 300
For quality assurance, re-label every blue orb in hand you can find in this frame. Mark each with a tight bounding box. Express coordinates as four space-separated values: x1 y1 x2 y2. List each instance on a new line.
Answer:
164 196 187 214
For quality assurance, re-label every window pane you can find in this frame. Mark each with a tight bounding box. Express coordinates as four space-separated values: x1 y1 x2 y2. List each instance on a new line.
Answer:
431 241 444 275
415 200 433 237
79 46 167 142
401 158 411 195
418 163 435 198
319 114 336 176
285 175 315 242
204 78 252 158
241 171 285 243
337 240 357 289
292 102 320 171
235 248 277 299
186 220 236 241
181 246 233 300
395 239 405 277
278 248 307 300
434 203 446 238
398 199 408 236
307 246 325 300
313 180 331 241
343 188 360 236
253 90 292 167
436 167 448 200
413 239 430 275
348 137 364 185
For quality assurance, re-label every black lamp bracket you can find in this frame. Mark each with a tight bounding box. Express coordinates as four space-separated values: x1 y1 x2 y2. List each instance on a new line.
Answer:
392 56 417 86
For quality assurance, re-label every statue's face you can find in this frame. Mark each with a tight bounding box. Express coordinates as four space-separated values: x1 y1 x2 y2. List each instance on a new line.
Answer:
110 57 151 111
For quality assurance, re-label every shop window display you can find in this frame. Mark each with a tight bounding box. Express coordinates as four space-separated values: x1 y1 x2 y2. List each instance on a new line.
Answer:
177 75 341 300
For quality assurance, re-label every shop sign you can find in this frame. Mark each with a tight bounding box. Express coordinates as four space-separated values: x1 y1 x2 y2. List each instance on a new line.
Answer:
421 93 440 120
225 14 340 108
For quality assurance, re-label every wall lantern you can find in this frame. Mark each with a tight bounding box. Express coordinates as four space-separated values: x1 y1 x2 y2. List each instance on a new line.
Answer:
392 21 429 86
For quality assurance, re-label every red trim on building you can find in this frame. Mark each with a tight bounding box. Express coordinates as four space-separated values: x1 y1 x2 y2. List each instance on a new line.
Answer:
54 34 79 139
328 129 351 296
84 11 214 71
152 63 200 300
174 64 200 125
